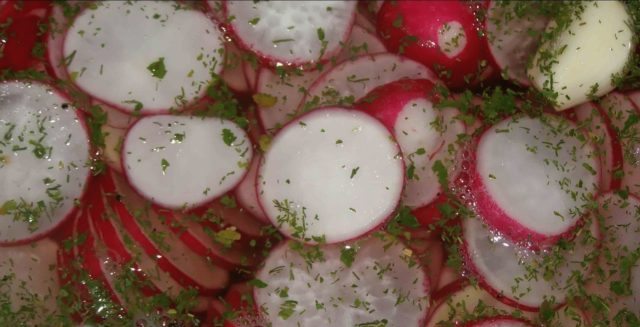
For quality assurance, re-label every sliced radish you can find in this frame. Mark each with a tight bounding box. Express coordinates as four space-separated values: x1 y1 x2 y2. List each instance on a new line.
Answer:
235 153 269 223
254 234 430 326
221 42 252 94
63 1 224 114
300 53 437 114
463 216 599 310
470 114 600 245
406 232 445 290
377 0 486 88
45 1 78 80
484 1 549 86
464 316 534 327
96 100 139 130
258 107 404 243
122 115 253 209
101 124 126 173
0 80 90 244
574 101 623 192
102 171 230 293
527 1 633 111
553 305 590 327
224 1 357 67
242 59 259 93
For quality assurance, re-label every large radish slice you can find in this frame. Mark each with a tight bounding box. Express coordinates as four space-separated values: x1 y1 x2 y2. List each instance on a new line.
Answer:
463 216 599 310
484 1 549 86
1 238 60 322
464 316 534 327
122 115 253 210
586 192 640 320
0 80 90 244
63 1 224 114
470 114 600 245
234 153 269 223
574 101 623 192
254 234 430 326
224 1 356 67
527 1 633 111
356 79 466 209
258 107 404 244
102 171 230 293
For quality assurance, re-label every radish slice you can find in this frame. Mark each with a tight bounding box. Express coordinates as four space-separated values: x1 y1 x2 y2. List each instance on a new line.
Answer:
0 80 90 244
122 115 253 209
221 42 252 94
464 316 534 327
0 238 60 322
427 284 536 327
554 305 590 327
235 153 269 223
527 1 633 111
101 124 125 173
45 1 77 80
485 1 549 86
470 114 599 245
406 233 444 290
63 1 224 114
300 53 437 114
574 101 623 192
96 100 138 130
103 172 230 293
258 107 404 243
463 216 599 310
224 1 357 66
587 192 640 320
254 234 430 326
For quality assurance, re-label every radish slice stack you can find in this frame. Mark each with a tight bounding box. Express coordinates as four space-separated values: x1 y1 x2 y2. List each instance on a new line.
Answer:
224 1 357 66
63 1 224 113
258 107 404 243
470 114 600 245
0 80 90 244
254 234 430 326
122 115 252 210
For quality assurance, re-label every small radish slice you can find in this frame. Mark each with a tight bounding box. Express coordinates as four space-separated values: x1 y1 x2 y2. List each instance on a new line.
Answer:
427 284 536 327
258 107 404 243
221 42 252 94
463 216 599 310
484 1 549 86
0 80 90 244
101 124 126 173
574 101 623 192
0 238 60 321
224 1 357 67
63 1 224 114
254 234 430 326
45 1 78 80
103 171 230 293
406 233 445 290
300 53 437 114
205 0 224 24
339 24 387 59
377 1 485 88
96 100 138 130
464 316 534 327
527 1 633 111
553 305 590 327
235 153 269 223
122 115 252 210
242 59 259 92
470 114 599 245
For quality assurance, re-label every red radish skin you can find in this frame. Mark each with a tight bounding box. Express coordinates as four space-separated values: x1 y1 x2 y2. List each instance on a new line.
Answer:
469 114 600 246
464 316 534 327
377 1 486 88
0 0 50 71
0 80 91 245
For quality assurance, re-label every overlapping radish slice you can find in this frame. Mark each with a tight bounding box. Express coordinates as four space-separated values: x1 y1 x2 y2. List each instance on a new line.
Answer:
484 1 549 86
122 115 252 209
224 1 356 66
586 192 640 320
357 79 466 209
553 305 590 327
234 153 269 223
101 124 126 173
101 172 230 294
258 107 404 243
63 1 224 113
463 216 599 310
470 114 599 245
254 234 430 326
0 80 90 244
574 101 622 192
45 1 76 80
0 238 61 322
464 316 534 327
527 1 633 111
256 25 386 133
221 42 253 94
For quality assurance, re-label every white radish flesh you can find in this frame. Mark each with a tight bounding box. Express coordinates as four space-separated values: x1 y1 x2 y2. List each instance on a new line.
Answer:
63 1 224 113
527 1 633 111
254 235 430 326
471 114 599 244
234 153 269 223
224 1 356 66
123 115 252 209
0 80 90 244
463 216 598 309
258 107 404 243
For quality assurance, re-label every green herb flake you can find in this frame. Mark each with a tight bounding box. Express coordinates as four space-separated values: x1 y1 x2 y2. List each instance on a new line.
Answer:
340 246 357 268
161 158 170 173
147 57 167 79
222 128 237 146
